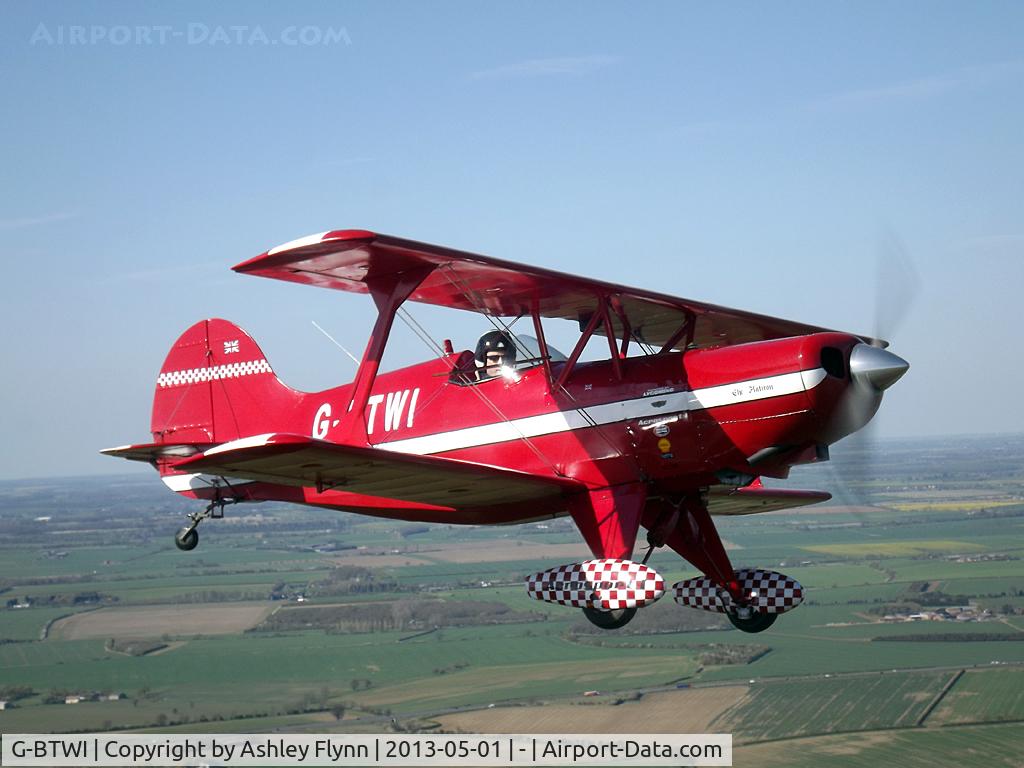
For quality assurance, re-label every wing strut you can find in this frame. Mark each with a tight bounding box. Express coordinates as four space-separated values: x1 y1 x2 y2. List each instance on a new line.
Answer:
530 297 553 384
339 265 434 444
659 312 696 354
555 308 604 390
597 296 623 380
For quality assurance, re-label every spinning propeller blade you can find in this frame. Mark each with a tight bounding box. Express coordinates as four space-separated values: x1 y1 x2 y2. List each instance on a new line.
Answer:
829 229 918 512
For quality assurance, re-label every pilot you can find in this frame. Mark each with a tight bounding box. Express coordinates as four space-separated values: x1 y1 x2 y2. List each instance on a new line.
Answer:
474 330 517 380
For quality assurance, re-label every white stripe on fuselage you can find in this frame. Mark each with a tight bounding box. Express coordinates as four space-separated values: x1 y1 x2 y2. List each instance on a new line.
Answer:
376 368 827 456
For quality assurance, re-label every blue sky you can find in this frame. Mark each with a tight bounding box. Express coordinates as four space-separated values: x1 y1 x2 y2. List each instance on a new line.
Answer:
1 2 1022 479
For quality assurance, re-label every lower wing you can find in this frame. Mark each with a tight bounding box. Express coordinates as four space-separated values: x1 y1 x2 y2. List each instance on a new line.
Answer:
707 482 830 516
174 433 584 509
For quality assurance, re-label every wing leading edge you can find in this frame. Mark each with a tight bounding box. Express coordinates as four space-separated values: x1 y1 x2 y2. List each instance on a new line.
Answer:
234 230 884 350
707 483 831 516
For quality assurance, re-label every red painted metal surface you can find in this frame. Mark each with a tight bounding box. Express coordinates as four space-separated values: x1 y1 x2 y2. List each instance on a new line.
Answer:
233 229 885 350
110 229 908 603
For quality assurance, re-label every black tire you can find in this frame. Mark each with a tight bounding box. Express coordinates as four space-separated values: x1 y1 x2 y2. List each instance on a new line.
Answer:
174 527 199 552
582 606 637 630
727 610 777 634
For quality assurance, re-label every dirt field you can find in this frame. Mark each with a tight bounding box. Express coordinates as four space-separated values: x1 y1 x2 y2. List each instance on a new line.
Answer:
325 542 592 567
434 686 749 733
737 730 898 765
428 541 594 563
325 553 436 567
48 602 276 640
332 539 742 566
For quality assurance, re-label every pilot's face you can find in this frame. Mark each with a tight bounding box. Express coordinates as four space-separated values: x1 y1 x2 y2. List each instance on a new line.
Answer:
484 350 505 377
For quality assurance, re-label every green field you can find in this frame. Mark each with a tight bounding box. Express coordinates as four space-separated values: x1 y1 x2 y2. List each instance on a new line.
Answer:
3 435 1024 768
737 723 1024 768
803 540 988 558
929 667 1024 725
715 671 953 742
0 606 80 640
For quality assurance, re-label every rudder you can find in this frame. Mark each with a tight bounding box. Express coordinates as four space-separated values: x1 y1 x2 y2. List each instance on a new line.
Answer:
150 319 302 445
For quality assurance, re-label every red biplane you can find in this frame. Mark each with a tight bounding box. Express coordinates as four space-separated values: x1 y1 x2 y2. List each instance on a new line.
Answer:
104 230 908 633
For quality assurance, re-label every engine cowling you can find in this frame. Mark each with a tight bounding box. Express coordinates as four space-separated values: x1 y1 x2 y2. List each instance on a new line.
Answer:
674 569 803 614
526 559 665 611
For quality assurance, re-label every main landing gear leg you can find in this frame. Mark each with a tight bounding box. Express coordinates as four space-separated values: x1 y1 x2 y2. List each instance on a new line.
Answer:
655 492 775 633
174 498 233 551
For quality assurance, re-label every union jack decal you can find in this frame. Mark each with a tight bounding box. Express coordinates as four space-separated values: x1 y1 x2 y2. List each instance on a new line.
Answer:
223 340 240 354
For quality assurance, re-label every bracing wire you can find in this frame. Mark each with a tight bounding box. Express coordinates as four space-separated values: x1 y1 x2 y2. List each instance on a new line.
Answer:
392 279 564 476
437 264 629 464
311 320 360 366
396 307 446 357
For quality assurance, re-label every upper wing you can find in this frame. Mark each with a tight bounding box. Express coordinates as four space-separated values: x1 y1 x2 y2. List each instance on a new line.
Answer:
175 433 584 509
707 483 831 516
234 230 883 351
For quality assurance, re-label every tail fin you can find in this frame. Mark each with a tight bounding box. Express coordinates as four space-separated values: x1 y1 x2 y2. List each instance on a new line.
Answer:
150 318 302 445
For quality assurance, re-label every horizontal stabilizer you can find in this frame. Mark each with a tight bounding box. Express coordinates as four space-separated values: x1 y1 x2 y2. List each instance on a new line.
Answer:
176 433 584 508
100 442 209 463
707 483 830 516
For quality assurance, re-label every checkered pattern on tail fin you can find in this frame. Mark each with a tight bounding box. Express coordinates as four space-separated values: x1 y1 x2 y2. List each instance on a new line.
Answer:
150 318 300 449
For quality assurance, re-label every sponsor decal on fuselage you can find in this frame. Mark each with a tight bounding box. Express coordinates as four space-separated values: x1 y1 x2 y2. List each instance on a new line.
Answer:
643 386 675 397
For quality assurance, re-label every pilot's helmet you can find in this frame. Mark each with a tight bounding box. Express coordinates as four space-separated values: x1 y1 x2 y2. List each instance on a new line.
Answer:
474 330 517 370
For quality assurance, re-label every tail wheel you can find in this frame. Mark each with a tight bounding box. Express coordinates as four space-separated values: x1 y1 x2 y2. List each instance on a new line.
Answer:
727 610 777 634
582 606 637 630
175 527 199 551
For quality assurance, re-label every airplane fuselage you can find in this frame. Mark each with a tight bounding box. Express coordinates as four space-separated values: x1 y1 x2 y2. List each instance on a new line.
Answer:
164 330 861 525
